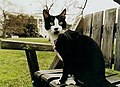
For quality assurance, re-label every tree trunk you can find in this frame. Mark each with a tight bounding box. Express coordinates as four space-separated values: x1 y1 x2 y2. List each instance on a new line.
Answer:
2 10 7 39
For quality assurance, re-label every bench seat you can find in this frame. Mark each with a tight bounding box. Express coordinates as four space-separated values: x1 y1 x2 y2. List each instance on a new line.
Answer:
35 69 120 87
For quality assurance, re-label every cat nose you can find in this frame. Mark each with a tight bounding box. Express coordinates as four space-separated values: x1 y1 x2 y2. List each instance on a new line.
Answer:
54 28 58 31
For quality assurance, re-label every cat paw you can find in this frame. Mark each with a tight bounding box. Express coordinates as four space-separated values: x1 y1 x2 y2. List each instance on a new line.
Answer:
65 76 76 85
54 79 67 87
54 79 61 85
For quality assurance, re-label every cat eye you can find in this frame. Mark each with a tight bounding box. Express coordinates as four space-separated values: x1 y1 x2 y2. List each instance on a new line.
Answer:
59 22 63 25
50 22 54 26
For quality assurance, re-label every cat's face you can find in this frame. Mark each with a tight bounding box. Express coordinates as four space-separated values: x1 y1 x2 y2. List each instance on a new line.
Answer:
43 9 67 41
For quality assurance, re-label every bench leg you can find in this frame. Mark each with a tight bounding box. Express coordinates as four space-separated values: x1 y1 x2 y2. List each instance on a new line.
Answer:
25 50 41 87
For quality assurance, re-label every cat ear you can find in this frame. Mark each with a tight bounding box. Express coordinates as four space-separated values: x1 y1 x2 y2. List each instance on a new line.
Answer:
59 9 66 17
43 9 49 19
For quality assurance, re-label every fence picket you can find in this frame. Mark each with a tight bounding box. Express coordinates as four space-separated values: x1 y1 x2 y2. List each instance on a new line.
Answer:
114 8 120 71
83 14 93 36
102 8 116 68
92 11 103 47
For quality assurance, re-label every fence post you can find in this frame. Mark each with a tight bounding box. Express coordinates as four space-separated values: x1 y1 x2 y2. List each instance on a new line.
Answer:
92 11 103 47
102 8 116 68
114 8 120 71
83 13 93 37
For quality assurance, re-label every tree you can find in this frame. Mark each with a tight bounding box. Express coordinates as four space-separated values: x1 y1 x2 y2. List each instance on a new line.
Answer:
38 0 87 24
0 0 15 38
25 16 38 37
6 14 26 36
6 14 38 37
1 10 7 38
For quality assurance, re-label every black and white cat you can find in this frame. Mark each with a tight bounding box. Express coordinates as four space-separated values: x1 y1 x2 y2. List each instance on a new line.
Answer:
43 9 117 87
43 9 67 46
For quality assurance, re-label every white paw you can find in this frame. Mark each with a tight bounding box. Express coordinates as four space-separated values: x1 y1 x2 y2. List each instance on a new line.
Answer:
54 79 61 85
65 76 76 85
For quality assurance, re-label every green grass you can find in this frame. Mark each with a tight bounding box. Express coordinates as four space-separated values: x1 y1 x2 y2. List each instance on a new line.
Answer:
0 38 55 87
106 68 120 77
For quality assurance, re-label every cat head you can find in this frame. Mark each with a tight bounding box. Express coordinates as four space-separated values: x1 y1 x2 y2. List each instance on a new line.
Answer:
43 9 67 42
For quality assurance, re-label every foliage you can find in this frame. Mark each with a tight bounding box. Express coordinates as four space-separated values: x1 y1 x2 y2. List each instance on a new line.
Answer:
6 14 38 37
0 0 17 38
25 16 38 37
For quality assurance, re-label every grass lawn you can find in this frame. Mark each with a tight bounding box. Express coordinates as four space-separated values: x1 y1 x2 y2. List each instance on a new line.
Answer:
0 38 55 87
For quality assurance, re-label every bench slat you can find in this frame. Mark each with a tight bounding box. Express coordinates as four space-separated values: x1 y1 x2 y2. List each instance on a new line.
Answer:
106 75 120 83
35 69 120 87
35 69 62 78
0 39 53 51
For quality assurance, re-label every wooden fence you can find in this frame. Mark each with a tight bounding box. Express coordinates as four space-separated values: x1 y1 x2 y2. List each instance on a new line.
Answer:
76 8 120 71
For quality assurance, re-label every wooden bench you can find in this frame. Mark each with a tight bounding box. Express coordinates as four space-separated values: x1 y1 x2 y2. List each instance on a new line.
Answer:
1 8 120 87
